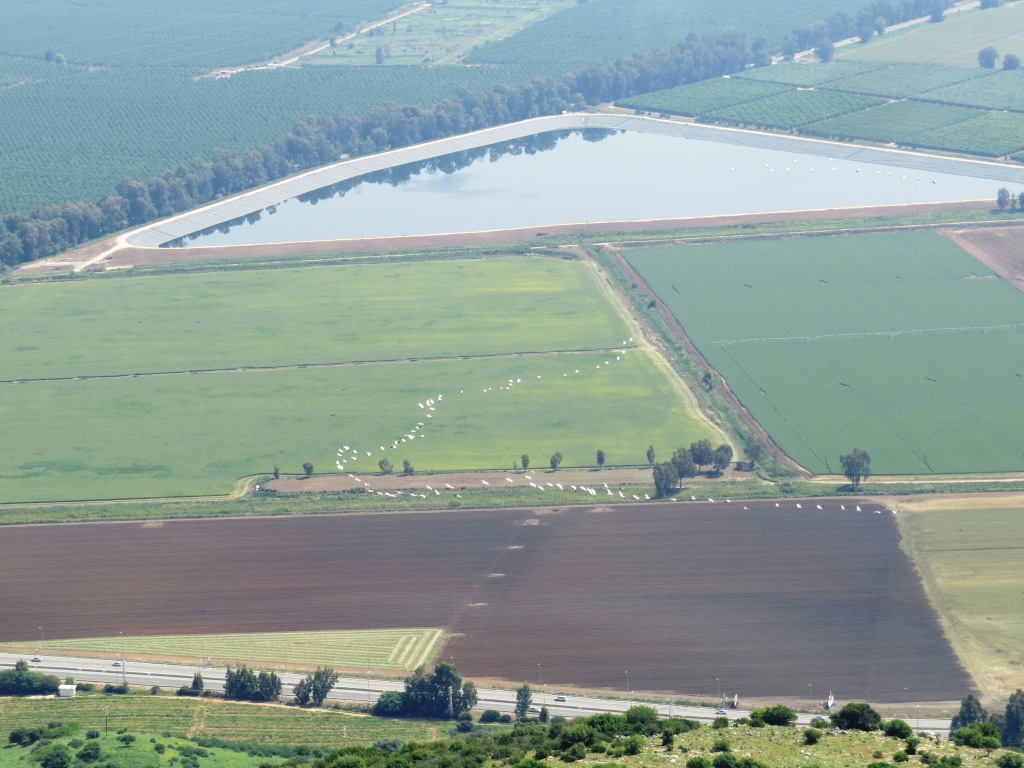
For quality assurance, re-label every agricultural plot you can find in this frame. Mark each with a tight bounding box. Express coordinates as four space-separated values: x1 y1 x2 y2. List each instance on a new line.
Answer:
0 258 713 502
735 59 883 86
825 62 988 99
308 0 574 67
703 88 883 129
914 110 1024 157
623 232 1024 475
0 504 970 700
841 3 1024 67
899 497 1024 699
618 77 789 117
0 696 438 746
1 629 444 673
805 100 982 145
920 69 1024 111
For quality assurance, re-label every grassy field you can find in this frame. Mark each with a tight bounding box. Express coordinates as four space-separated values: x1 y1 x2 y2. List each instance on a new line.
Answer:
619 78 789 117
0 694 441 748
805 100 982 144
898 494 1024 700
842 3 1024 67
0 629 444 673
915 110 1024 157
622 232 1024 476
921 69 1024 111
307 0 575 67
736 59 883 86
0 257 715 502
825 62 987 99
703 88 883 128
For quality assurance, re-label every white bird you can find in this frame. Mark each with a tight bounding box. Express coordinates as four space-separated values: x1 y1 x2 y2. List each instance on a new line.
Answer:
774 502 780 507
445 484 454 489
426 485 433 491
795 503 802 508
619 491 625 498
434 490 440 496
644 494 650 500
418 403 424 409
506 477 514 483
632 494 640 500
546 482 553 488
726 499 731 503
874 509 882 514
607 489 613 495
556 484 563 490
841 505 846 510
816 504 823 510
743 506 749 510
455 494 461 498
708 498 715 503
856 505 862 512
343 445 350 451
529 482 537 488
366 451 371 457
571 485 577 491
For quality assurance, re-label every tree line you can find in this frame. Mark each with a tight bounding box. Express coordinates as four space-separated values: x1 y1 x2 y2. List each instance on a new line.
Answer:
785 0 950 55
0 31 755 269
374 662 478 719
652 440 734 497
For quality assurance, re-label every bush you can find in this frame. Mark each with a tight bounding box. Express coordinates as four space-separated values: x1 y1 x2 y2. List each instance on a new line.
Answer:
176 686 200 696
831 702 881 731
373 691 406 717
499 714 513 723
750 705 797 726
626 705 660 734
76 741 102 762
713 717 730 729
804 728 822 745
479 710 502 723
953 722 1001 749
894 751 909 763
561 742 587 762
150 686 162 695
154 743 166 754
103 683 129 694
711 738 731 753
996 755 1024 768
623 735 645 755
687 758 713 768
67 739 83 749
76 683 95 692
810 717 829 729
885 719 914 739
712 754 738 768
456 720 473 733
905 737 921 755
85 730 100 740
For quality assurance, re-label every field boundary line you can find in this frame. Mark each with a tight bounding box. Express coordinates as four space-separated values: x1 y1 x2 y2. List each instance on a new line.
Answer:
711 323 1024 346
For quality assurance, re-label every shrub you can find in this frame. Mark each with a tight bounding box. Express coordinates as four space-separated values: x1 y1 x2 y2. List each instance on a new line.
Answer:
103 683 129 694
687 758 713 768
150 686 162 695
373 740 403 754
885 719 914 739
561 742 587 762
894 751 909 762
831 702 882 731
456 720 473 733
996 755 1024 768
626 705 660 734
750 705 797 726
623 735 645 755
373 691 405 717
499 714 513 723
479 710 502 723
67 739 84 749
873 750 884 758
713 754 738 768
905 737 921 755
176 686 200 696
76 741 102 762
711 738 731 753
953 722 1001 749
85 730 100 740
713 717 730 729
810 717 829 729
76 683 95 692
804 728 822 745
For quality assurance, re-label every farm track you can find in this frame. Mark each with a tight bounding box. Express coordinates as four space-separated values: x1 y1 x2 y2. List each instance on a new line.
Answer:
0 346 631 388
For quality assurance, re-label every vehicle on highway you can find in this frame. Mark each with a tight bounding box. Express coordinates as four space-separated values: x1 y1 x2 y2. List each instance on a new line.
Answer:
554 694 567 702
715 709 727 715
112 660 122 667
30 657 41 663
527 706 541 714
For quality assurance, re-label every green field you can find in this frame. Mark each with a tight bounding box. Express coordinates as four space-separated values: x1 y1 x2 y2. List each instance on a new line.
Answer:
736 59 883 86
623 232 1024 476
619 77 789 117
0 257 715 502
915 110 1024 157
825 62 987 99
921 69 1024 111
805 100 982 144
0 694 439 748
703 88 883 128
842 3 1024 67
899 496 1024 699
0 629 443 673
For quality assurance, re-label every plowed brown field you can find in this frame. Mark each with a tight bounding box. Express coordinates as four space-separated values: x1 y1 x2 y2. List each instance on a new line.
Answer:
0 500 969 701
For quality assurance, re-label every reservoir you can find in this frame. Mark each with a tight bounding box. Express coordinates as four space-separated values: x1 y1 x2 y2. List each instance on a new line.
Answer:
160 117 1019 248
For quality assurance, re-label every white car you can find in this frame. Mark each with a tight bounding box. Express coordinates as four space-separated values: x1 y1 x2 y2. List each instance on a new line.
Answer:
112 660 122 667
30 657 41 663
715 709 727 715
554 695 567 703
527 706 541 714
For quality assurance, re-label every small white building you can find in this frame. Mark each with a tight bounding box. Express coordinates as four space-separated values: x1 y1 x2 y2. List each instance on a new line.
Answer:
57 684 76 698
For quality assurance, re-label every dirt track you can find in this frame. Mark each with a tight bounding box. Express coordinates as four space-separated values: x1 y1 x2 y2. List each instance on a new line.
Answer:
0 501 969 701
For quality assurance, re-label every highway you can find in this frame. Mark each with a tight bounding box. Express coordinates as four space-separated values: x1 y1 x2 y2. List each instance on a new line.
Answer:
0 652 951 733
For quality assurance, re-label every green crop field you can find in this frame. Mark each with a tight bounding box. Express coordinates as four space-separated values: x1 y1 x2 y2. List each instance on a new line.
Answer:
0 695 439 747
622 232 1024 476
0 629 444 673
735 59 883 86
922 69 1024 111
619 77 789 117
915 110 1024 157
900 496 1024 699
841 3 1024 67
703 88 883 128
0 257 715 502
805 100 982 144
307 0 575 67
825 62 987 99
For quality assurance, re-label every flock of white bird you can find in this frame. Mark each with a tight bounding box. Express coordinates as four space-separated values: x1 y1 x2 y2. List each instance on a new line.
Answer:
742 157 938 184
333 337 639 492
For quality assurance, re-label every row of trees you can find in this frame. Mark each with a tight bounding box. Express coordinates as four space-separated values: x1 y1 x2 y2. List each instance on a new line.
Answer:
996 188 1024 210
183 665 334 707
0 31 755 269
786 0 951 56
652 441 735 497
373 663 478 719
978 47 1020 69
0 660 60 696
950 691 1024 748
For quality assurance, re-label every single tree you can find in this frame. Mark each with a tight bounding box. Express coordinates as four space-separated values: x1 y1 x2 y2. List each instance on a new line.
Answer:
815 38 835 62
873 16 887 34
711 444 734 473
653 461 680 498
273 464 280 480
550 451 563 471
950 694 988 733
191 671 204 693
998 187 1013 209
930 0 946 22
596 449 606 468
672 446 697 478
691 439 714 471
702 371 714 391
515 682 533 719
646 445 656 465
831 702 881 731
1005 689 1024 747
42 746 72 768
1004 53 1021 70
303 462 314 478
979 46 1000 68
839 448 871 487
117 734 136 748
859 25 873 43
402 459 414 475
521 454 530 471
378 457 393 475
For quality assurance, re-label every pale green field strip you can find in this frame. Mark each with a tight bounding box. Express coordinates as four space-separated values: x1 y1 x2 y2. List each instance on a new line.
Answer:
921 69 1024 111
623 232 1024 475
0 258 624 381
841 3 1024 67
0 696 440 746
2 629 444 672
0 347 711 502
900 501 1024 698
